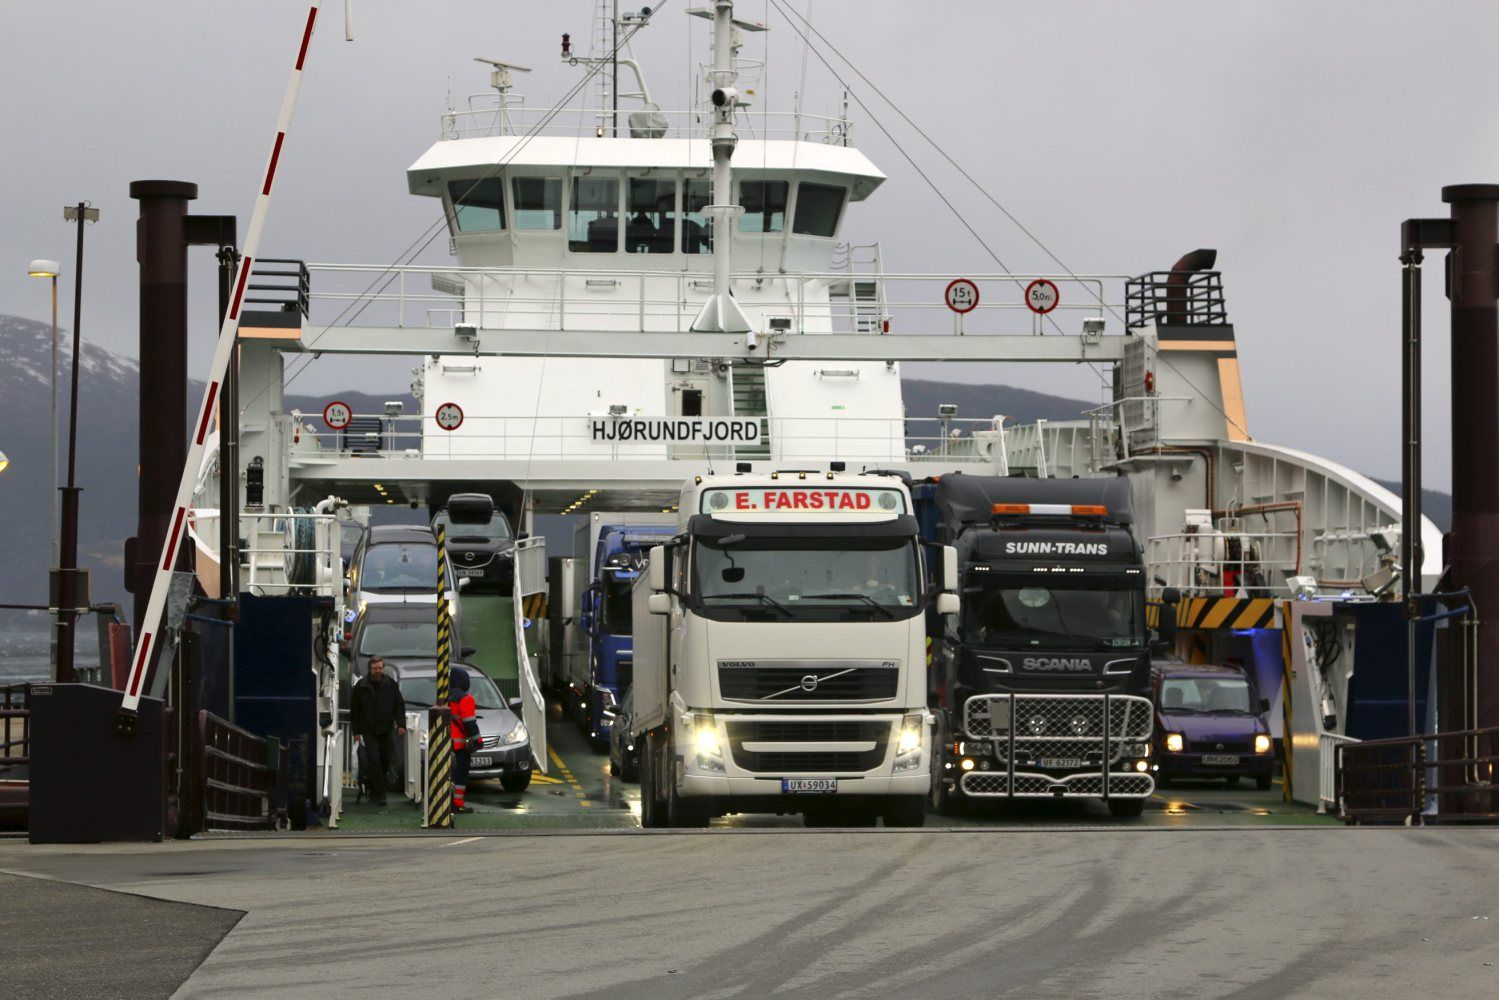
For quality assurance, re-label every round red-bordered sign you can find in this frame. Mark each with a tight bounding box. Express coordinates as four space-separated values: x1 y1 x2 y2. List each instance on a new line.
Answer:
434 401 465 432
1024 278 1060 315
945 278 980 314
322 400 353 430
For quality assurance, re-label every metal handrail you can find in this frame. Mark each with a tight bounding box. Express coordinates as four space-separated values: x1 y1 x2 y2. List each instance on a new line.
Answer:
1146 530 1301 598
286 411 1008 466
438 105 850 141
1339 726 1499 824
1319 732 1359 815
301 263 1129 336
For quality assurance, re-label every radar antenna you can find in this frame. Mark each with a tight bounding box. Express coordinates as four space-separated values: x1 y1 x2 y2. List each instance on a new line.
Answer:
473 58 532 134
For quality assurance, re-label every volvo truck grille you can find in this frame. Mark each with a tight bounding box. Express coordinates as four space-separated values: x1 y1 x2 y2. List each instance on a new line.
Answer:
718 662 899 701
725 719 891 774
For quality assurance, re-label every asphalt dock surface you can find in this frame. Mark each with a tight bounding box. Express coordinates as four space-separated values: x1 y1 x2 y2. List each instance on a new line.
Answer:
2 827 1495 998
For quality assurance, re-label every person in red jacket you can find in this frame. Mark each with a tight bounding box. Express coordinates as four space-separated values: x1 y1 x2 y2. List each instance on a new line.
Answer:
449 667 480 813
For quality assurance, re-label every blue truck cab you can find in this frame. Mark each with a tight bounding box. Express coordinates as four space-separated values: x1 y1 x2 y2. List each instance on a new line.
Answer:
577 523 677 748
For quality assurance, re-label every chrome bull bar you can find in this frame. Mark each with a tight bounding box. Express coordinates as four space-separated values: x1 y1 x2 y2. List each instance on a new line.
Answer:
960 693 1155 799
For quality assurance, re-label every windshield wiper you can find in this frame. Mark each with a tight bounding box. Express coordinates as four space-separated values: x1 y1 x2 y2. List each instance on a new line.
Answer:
800 592 896 619
708 592 794 617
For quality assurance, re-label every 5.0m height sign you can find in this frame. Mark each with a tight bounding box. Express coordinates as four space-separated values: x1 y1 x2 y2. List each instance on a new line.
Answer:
1025 278 1060 315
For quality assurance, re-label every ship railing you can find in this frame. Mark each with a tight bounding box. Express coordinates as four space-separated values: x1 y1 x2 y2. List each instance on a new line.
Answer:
1 683 31 767
1337 726 1499 825
1319 732 1359 815
438 106 850 142
189 510 342 598
287 412 1009 468
301 263 1129 338
1145 531 1301 599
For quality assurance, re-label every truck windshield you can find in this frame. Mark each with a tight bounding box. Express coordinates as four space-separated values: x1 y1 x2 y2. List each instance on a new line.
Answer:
1160 677 1256 714
602 578 634 634
964 581 1143 651
693 536 919 613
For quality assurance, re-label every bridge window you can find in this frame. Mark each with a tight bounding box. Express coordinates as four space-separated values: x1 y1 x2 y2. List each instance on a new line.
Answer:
511 176 562 230
793 182 845 237
627 177 677 253
738 180 787 233
569 176 619 252
447 178 505 233
683 178 713 254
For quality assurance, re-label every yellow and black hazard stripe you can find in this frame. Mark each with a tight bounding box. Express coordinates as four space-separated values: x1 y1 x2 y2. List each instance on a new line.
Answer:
522 592 549 620
1146 596 1278 631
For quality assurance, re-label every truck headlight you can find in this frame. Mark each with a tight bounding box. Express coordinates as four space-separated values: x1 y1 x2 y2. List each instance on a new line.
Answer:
500 722 529 746
695 724 721 757
896 714 923 755
1165 733 1184 753
1254 734 1271 754
689 714 724 772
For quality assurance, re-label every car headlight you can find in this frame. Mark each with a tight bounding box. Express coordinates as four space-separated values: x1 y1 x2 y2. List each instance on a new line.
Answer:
1165 733 1184 753
500 722 529 746
1254 734 1271 754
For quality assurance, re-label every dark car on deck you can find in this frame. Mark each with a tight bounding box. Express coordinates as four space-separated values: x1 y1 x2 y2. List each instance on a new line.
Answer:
346 602 470 682
393 664 533 792
608 686 640 782
1152 662 1275 790
432 493 516 594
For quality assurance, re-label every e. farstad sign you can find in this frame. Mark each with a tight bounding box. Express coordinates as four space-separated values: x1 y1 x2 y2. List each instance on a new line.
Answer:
590 417 761 444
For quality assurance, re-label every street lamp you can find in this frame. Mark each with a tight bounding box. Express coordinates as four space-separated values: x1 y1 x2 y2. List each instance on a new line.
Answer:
28 258 61 677
0 448 10 474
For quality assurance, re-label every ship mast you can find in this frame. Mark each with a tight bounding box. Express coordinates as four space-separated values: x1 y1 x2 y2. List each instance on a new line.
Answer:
690 0 753 333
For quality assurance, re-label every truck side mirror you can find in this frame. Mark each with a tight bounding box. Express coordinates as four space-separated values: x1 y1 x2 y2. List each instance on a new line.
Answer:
937 592 960 617
1260 698 1271 713
942 546 958 592
648 545 667 592
648 593 671 615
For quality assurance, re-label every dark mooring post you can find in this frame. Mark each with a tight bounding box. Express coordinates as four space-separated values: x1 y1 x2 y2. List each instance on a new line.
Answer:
1443 188 1499 777
127 181 198 639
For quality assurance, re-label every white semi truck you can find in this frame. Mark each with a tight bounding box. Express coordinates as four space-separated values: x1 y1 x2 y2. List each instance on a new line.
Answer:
630 470 959 828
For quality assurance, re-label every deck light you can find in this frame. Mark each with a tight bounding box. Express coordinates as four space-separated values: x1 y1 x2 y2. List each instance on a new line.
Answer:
28 259 60 278
0 448 9 474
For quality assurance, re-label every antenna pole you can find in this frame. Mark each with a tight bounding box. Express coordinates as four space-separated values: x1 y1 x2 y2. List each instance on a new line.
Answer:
691 0 752 334
120 3 324 725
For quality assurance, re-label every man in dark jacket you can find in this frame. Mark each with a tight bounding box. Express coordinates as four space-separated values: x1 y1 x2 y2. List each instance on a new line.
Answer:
351 655 407 805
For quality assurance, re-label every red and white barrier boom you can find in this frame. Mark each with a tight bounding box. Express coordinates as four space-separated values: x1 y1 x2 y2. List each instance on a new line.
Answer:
121 3 323 721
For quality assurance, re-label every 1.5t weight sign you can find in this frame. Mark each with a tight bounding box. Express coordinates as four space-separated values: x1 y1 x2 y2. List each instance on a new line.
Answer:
1025 278 1060 315
322 400 353 430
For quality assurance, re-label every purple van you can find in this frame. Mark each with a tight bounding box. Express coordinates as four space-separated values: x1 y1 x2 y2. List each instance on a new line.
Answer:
1151 663 1275 790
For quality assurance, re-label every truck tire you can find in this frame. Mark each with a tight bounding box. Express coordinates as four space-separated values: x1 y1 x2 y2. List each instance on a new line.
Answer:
501 772 531 793
1255 774 1273 791
639 733 664 828
622 752 640 783
881 796 927 828
1107 798 1145 818
931 766 963 817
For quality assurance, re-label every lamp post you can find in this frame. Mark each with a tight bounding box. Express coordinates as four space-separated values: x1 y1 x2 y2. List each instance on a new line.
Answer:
27 258 61 677
0 448 9 474
57 204 99 683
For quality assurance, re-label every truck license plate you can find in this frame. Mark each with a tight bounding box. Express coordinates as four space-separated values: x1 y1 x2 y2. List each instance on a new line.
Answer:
470 756 492 767
782 778 837 794
1038 757 1085 769
1202 754 1240 766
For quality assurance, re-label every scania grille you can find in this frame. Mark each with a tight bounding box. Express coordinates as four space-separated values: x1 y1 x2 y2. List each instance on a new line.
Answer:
960 771 1155 798
963 694 1152 749
718 666 898 702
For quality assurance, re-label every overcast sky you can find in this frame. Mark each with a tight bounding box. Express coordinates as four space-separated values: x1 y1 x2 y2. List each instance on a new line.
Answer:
3 0 1495 485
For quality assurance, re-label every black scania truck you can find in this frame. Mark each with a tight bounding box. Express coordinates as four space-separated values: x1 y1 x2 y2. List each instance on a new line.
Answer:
913 474 1158 818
